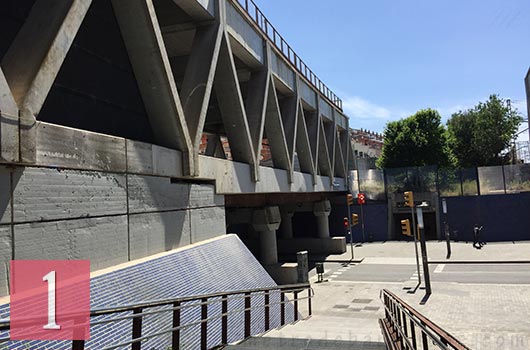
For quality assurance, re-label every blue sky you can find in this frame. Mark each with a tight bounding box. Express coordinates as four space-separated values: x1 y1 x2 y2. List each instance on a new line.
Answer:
253 0 530 140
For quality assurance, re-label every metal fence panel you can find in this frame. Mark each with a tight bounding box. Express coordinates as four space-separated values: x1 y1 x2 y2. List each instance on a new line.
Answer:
478 166 505 195
358 169 385 201
504 164 530 193
438 168 462 197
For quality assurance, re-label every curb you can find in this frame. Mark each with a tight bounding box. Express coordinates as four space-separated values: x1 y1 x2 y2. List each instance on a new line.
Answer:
429 260 530 264
311 258 365 264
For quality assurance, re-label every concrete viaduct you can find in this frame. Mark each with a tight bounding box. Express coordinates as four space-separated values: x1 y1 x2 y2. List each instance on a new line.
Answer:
0 0 354 293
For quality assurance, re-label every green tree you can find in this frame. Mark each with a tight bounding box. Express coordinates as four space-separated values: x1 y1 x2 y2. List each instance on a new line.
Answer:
377 109 454 168
446 95 523 167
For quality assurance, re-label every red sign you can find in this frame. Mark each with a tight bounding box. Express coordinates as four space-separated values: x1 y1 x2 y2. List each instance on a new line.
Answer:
357 193 366 205
10 260 90 341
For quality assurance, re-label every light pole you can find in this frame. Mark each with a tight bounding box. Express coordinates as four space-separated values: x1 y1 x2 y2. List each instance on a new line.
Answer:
417 202 432 297
442 198 451 259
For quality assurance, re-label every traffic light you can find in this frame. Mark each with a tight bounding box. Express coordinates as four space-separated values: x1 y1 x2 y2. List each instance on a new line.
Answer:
357 193 366 205
401 219 412 236
404 191 414 208
352 213 359 226
347 194 354 206
343 217 349 229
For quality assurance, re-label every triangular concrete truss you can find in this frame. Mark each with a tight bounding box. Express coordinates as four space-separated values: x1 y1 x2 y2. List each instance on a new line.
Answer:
0 0 353 185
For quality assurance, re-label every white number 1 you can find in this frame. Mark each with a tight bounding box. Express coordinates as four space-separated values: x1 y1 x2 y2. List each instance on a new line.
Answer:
43 271 61 330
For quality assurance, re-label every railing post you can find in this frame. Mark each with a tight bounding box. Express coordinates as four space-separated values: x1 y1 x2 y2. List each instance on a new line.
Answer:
280 292 285 326
72 340 85 350
132 308 143 350
410 318 417 349
201 298 208 350
421 328 429 350
307 288 312 316
264 291 270 331
172 301 181 350
244 292 251 338
293 291 299 322
222 296 228 344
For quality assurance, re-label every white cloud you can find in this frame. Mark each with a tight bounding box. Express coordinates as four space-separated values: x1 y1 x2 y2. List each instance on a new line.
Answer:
342 96 410 121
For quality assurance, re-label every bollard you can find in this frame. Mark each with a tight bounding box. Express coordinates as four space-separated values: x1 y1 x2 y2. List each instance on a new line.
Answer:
296 251 309 283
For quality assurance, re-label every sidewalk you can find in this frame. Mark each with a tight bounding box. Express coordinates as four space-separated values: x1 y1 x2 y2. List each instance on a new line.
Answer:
295 241 530 350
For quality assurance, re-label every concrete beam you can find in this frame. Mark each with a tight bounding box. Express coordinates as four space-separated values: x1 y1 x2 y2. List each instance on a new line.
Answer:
278 92 298 170
317 118 333 178
334 130 347 179
303 109 319 171
323 119 336 174
0 68 18 162
179 22 223 176
264 75 292 178
171 0 215 20
36 122 127 172
295 102 316 179
112 0 194 175
214 33 258 181
1 0 92 163
244 68 268 165
339 128 351 172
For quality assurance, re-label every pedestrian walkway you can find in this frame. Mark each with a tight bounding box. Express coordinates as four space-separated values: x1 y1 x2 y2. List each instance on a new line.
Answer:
229 241 530 349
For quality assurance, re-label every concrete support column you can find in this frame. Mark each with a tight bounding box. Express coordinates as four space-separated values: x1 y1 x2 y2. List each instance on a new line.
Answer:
252 207 281 266
313 200 331 238
279 208 294 239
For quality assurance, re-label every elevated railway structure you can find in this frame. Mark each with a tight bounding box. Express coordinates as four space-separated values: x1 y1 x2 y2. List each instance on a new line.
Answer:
0 0 353 292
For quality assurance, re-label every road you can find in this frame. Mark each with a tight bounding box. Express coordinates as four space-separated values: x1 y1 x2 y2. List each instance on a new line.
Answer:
311 261 530 285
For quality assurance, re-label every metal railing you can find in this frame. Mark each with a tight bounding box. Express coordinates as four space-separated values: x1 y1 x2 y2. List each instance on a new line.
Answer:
233 0 343 111
380 289 470 350
0 283 313 350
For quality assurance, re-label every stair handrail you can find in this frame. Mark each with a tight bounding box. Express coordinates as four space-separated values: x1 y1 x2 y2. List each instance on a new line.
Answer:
0 282 313 350
380 289 470 350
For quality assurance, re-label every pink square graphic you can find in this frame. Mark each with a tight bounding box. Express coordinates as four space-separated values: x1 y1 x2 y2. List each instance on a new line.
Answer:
10 260 90 341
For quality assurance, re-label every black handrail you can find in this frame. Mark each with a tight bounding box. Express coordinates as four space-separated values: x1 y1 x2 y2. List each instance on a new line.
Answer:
231 0 343 112
0 283 313 350
380 289 470 350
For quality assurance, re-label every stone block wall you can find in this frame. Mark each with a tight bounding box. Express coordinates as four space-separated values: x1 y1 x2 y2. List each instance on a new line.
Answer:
0 165 226 296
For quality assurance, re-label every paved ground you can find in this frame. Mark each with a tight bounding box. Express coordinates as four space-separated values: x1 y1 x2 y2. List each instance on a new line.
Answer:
229 241 530 350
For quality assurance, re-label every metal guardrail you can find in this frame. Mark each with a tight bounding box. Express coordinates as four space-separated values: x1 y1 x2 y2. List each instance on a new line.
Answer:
233 0 343 111
380 289 470 350
0 283 313 350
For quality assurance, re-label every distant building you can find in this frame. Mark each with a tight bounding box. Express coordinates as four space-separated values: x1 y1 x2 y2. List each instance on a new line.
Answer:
350 128 384 169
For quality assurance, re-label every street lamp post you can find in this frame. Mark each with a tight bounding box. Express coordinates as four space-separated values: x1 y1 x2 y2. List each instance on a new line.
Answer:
417 202 432 296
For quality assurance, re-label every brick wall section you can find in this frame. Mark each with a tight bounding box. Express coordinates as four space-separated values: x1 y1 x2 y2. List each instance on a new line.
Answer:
0 165 226 296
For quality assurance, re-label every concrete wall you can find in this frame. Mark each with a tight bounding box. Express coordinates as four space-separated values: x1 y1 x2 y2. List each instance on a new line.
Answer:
0 165 226 296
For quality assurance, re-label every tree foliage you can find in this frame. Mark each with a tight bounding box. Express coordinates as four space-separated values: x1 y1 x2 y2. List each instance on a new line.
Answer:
377 109 454 169
446 95 523 167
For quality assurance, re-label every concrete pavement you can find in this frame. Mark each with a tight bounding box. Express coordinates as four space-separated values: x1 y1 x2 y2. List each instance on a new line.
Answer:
229 241 530 350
